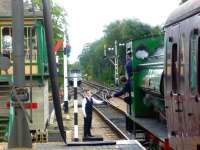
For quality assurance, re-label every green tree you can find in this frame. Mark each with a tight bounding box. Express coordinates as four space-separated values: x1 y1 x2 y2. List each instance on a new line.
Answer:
79 19 162 84
33 0 67 43
33 0 68 88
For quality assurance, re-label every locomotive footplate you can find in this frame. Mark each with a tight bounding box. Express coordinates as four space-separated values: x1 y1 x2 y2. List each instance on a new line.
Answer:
128 115 167 140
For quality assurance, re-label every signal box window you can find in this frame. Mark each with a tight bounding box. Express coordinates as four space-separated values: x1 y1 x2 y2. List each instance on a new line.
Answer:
24 27 38 63
1 27 12 59
0 26 37 63
172 43 178 93
190 33 198 95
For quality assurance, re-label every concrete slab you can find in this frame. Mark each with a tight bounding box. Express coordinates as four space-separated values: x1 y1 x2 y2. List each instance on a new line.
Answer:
0 140 146 150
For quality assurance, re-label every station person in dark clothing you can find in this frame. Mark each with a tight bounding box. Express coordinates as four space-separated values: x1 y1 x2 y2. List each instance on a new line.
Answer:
125 50 133 80
82 89 104 138
113 76 133 131
112 75 131 105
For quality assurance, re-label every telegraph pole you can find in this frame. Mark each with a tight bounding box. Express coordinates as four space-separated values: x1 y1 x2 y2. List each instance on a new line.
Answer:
104 40 125 86
8 0 32 148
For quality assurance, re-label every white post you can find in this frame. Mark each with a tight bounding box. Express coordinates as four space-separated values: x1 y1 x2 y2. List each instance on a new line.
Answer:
73 77 79 141
56 55 59 74
64 46 68 113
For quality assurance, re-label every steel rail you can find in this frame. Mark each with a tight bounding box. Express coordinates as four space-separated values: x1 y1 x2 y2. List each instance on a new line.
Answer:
82 80 119 93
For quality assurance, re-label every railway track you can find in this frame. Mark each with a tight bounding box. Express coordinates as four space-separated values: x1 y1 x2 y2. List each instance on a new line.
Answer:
81 80 119 94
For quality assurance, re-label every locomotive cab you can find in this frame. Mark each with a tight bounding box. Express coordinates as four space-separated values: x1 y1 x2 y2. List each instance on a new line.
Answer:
130 36 165 118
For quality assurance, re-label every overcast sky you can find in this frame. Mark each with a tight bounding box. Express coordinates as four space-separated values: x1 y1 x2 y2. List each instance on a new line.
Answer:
57 0 181 63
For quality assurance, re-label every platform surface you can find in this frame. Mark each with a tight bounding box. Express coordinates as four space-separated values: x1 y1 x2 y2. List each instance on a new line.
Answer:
0 140 145 150
37 140 145 150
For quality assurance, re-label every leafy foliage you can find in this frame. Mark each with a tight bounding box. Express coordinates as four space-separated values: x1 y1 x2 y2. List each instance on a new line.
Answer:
32 0 69 88
79 19 162 84
33 0 68 43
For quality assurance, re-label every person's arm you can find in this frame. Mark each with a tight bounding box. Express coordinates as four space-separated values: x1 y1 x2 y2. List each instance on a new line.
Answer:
113 88 126 97
82 98 87 118
113 83 128 97
92 97 103 104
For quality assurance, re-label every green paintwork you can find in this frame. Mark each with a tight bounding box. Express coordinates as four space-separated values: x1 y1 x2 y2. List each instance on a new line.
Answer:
36 20 46 75
0 116 9 142
0 76 11 141
131 35 164 117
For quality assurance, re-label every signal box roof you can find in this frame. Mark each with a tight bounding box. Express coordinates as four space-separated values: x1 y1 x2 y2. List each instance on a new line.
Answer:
0 0 42 18
165 0 200 27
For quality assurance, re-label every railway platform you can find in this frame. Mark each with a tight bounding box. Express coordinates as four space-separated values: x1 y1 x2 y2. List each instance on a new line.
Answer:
37 140 145 150
48 94 122 142
45 89 146 150
0 140 145 150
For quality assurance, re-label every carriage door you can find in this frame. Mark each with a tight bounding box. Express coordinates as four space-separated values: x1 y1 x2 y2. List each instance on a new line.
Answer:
188 28 200 136
166 24 185 148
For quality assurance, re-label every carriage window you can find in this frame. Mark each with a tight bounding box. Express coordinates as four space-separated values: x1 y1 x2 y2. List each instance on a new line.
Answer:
197 37 200 94
172 43 178 93
179 34 185 93
190 33 198 95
